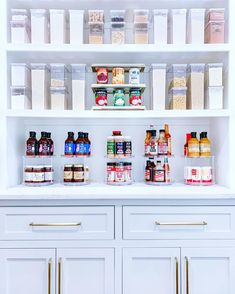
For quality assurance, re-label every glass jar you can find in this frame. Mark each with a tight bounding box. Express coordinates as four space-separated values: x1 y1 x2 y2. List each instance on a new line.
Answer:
33 166 45 183
44 165 53 183
113 89 125 106
64 165 73 183
73 164 84 183
129 88 142 106
95 89 108 106
24 166 34 184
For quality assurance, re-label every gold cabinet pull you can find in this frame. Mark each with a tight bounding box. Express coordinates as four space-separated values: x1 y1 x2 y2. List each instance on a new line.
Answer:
48 258 52 294
58 258 62 294
175 257 179 294
155 221 207 226
185 257 189 294
30 222 82 227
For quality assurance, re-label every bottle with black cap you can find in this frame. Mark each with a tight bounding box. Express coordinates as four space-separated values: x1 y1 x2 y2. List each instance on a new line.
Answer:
188 132 200 157
200 132 211 157
39 131 50 156
26 131 38 156
65 132 75 156
46 132 54 156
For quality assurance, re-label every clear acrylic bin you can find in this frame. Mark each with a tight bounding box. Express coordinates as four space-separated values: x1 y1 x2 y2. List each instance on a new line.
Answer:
11 86 31 110
71 64 86 110
10 20 30 44
111 22 125 44
88 22 104 44
134 23 149 44
207 63 223 87
168 64 187 88
50 86 68 110
206 86 224 109
170 9 187 44
205 21 225 44
187 9 205 44
88 10 104 22
30 9 49 44
151 64 167 110
153 9 168 44
188 64 205 110
110 10 125 22
169 87 187 110
69 10 84 44
134 9 149 23
49 9 66 44
11 63 30 87
50 64 69 87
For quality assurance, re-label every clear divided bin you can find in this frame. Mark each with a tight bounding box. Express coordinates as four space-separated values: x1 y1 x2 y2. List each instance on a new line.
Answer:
111 22 125 44
205 21 225 44
71 64 86 110
170 9 187 44
11 63 30 87
49 9 66 44
69 10 84 44
134 23 149 44
206 86 224 109
153 9 168 44
10 20 30 43
207 63 223 86
184 156 215 186
151 64 167 110
30 9 49 44
31 64 50 110
50 64 69 87
188 64 205 109
88 22 104 44
11 86 31 110
168 64 187 88
187 9 205 44
50 87 68 110
169 87 187 110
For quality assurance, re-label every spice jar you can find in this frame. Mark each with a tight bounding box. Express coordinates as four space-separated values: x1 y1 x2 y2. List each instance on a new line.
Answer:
95 89 107 106
124 162 132 183
44 165 53 183
73 164 84 183
33 166 45 184
112 68 125 84
107 162 116 183
115 162 125 182
129 68 140 84
64 165 73 183
24 166 34 184
97 68 108 84
113 89 125 106
129 88 142 106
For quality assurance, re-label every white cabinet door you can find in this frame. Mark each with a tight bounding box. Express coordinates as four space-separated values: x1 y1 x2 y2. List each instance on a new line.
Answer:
0 248 55 294
57 248 114 294
181 248 235 294
123 248 180 294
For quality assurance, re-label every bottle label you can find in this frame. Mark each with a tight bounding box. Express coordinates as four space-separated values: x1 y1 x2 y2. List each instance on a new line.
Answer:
64 171 73 180
107 141 115 156
158 142 168 155
74 171 84 181
149 143 157 155
124 141 132 156
116 142 125 155
188 143 200 154
85 143 91 155
24 172 33 182
33 172 45 182
154 171 165 182
145 170 151 181
200 143 211 154
107 166 115 182
75 143 85 155
26 144 36 156
65 143 74 155
145 144 150 155
39 143 49 155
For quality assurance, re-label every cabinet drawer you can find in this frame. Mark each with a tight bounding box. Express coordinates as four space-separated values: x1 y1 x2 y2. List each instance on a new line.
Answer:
0 206 114 240
123 206 235 240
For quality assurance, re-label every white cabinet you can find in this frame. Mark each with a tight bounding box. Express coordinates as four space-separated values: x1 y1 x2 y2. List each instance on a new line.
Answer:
181 248 235 294
123 248 180 294
0 249 55 294
58 248 114 294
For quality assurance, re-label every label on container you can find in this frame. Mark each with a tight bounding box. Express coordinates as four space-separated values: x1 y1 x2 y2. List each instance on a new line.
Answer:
158 142 168 155
64 171 73 181
116 141 125 156
107 141 115 157
107 165 115 182
145 144 151 155
24 172 34 183
45 172 53 182
149 143 158 155
65 143 74 155
33 172 45 183
75 143 85 155
191 167 201 183
200 143 211 154
124 164 132 182
39 143 49 155
145 169 151 181
201 167 213 183
115 165 125 182
124 141 132 156
74 171 84 181
129 68 140 84
154 170 165 182
26 143 37 156
84 143 91 155
184 166 192 183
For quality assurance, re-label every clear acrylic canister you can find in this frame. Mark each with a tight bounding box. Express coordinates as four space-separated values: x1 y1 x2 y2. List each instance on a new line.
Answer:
169 87 187 110
111 22 125 44
50 64 69 87
153 9 168 44
88 22 104 44
151 64 167 110
11 63 30 87
69 10 84 44
11 86 31 110
134 23 149 44
205 21 225 44
71 64 86 110
170 9 187 44
169 64 187 88
188 64 205 110
187 9 205 44
50 86 68 110
30 9 49 44
11 20 30 44
206 86 224 109
207 63 223 87
49 9 66 44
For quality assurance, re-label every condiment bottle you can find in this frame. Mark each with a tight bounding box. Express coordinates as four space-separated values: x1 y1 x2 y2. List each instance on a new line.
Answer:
145 160 151 182
188 132 200 157
163 157 170 183
145 130 152 155
184 133 191 157
64 164 73 183
149 130 158 156
157 129 168 156
107 135 115 158
200 132 211 157
84 133 91 156
75 132 85 156
164 124 172 156
113 131 124 157
150 159 156 182
124 136 132 157
47 132 54 156
38 132 50 156
65 132 75 156
73 164 85 183
26 131 38 156
154 160 165 182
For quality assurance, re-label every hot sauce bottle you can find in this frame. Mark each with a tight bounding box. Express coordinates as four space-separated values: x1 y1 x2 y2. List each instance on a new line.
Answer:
38 132 50 156
164 124 172 156
184 133 191 157
26 131 38 156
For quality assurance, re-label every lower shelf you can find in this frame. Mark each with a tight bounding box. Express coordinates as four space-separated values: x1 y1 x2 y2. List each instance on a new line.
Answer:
92 106 146 111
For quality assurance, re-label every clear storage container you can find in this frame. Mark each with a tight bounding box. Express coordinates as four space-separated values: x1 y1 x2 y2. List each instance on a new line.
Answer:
151 64 167 110
71 64 86 110
11 86 31 110
153 9 168 44
187 9 205 44
111 22 125 44
110 10 125 22
188 64 205 110
11 63 30 87
50 87 68 110
10 20 30 43
134 9 149 23
69 10 84 44
169 64 187 88
49 9 66 44
30 9 48 44
88 22 104 44
134 23 149 44
11 9 28 21
207 63 223 86
206 8 225 22
50 64 69 87
206 86 224 109
205 21 225 43
169 87 187 110
31 64 49 110
88 10 104 22
170 9 187 44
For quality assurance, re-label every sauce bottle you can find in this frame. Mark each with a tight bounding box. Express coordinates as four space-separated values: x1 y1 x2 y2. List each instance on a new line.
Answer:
200 132 211 157
145 130 152 155
145 160 151 182
65 132 75 156
184 133 191 157
149 130 158 156
47 132 54 156
154 160 165 182
75 132 85 156
26 131 38 156
163 157 170 183
84 133 91 156
164 124 172 156
157 130 168 156
38 132 49 156
150 160 156 182
188 132 200 157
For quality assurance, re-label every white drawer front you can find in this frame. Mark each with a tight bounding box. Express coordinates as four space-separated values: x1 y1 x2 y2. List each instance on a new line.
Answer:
123 206 235 240
0 206 114 240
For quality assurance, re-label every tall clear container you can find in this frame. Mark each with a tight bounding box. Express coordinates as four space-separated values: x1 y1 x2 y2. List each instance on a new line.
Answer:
88 22 104 44
111 22 125 44
170 9 187 44
10 20 30 43
187 9 205 44
151 64 167 110
49 9 66 44
30 9 49 44
11 86 31 110
169 64 187 88
50 87 68 110
153 9 168 44
11 63 30 87
71 64 86 110
50 64 69 87
207 63 223 86
169 87 187 110
134 23 149 44
69 10 84 44
188 64 205 110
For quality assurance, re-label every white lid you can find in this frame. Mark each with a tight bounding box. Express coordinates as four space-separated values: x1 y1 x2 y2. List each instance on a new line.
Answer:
207 63 223 68
11 63 29 69
171 9 187 15
50 64 69 72
50 9 65 14
50 86 68 93
69 10 84 14
34 165 44 169
170 87 187 94
153 9 168 15
189 63 205 72
31 63 49 70
151 63 167 69
189 8 206 13
11 9 28 15
30 9 47 15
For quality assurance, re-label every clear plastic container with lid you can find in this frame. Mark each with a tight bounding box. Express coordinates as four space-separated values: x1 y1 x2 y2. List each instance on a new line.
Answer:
169 87 187 110
168 64 187 88
134 23 149 44
207 63 223 87
188 64 205 110
153 9 168 44
88 22 104 44
134 9 149 23
111 22 125 44
151 64 167 110
11 63 30 87
50 86 68 110
69 10 84 44
110 10 126 22
11 86 31 110
49 9 66 44
206 86 224 109
187 9 205 44
170 9 187 44
30 9 49 44
205 21 225 43
10 20 30 43
88 10 104 22
11 9 28 21
206 8 225 22
71 64 86 110
50 64 69 87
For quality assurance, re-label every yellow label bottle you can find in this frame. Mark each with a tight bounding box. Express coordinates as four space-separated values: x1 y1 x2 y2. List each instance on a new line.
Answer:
188 132 200 157
200 132 211 157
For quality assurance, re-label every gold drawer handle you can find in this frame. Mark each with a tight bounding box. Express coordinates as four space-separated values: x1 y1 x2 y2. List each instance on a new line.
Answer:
185 256 189 294
155 221 207 226
48 258 52 294
30 222 82 227
58 258 62 294
175 257 179 294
